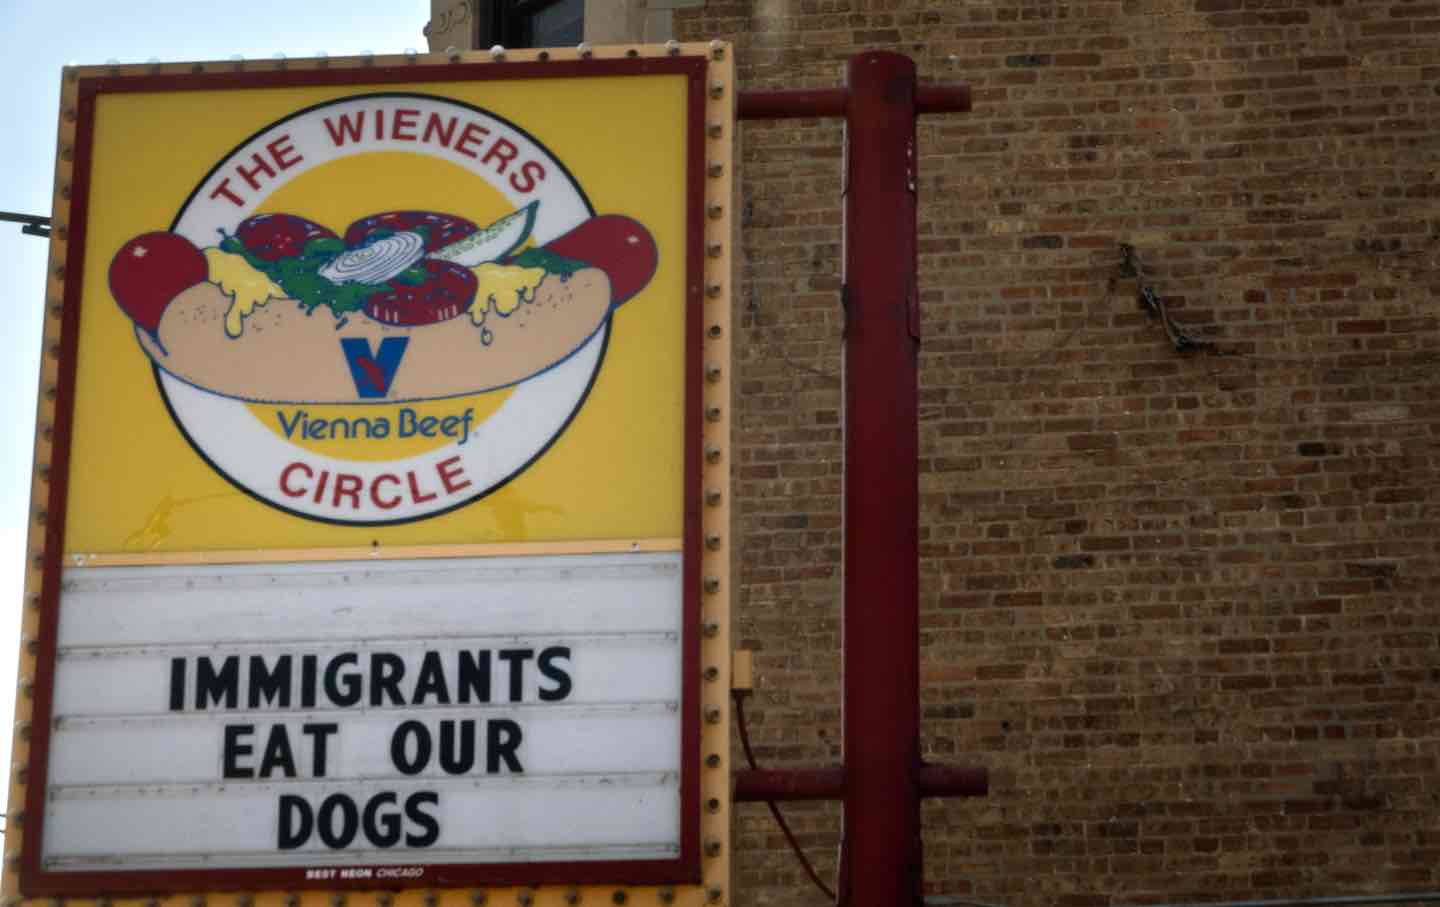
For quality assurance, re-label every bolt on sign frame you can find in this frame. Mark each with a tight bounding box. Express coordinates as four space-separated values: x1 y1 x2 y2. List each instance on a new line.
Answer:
6 43 733 907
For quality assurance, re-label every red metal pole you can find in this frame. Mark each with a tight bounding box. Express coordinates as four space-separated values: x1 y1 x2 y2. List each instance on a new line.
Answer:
733 767 846 802
843 51 922 907
917 765 989 799
737 88 847 120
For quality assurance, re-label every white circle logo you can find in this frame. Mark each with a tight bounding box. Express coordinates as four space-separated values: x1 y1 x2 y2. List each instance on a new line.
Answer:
105 94 658 525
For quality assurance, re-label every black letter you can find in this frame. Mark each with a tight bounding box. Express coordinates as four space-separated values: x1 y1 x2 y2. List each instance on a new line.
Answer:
486 719 523 773
248 654 292 708
317 793 359 849
404 792 441 847
277 795 312 849
370 652 406 706
497 648 534 702
300 654 318 708
259 724 297 778
323 652 361 706
169 658 186 711
196 656 239 709
538 647 572 702
391 720 431 775
438 720 476 775
302 722 338 777
223 724 254 779
362 792 401 847
458 650 491 703
412 651 451 705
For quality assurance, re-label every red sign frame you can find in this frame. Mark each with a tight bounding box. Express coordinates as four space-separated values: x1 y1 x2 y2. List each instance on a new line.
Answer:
21 54 708 896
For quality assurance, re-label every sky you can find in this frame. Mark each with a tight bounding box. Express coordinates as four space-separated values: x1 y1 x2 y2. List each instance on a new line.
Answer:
0 0 432 821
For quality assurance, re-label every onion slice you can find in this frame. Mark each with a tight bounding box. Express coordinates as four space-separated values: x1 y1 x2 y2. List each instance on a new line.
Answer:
319 231 426 285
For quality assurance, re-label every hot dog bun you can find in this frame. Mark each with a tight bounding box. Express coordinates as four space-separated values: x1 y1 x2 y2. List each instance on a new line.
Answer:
123 212 655 405
139 269 612 403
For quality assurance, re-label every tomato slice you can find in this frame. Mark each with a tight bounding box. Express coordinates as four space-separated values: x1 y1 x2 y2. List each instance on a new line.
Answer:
234 214 337 261
362 260 479 326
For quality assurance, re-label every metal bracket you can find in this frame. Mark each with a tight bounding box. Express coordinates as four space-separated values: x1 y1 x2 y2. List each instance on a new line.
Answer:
1 211 51 239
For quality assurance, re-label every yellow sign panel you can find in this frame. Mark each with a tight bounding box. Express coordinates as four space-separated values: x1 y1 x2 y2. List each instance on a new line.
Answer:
8 45 735 907
67 71 690 554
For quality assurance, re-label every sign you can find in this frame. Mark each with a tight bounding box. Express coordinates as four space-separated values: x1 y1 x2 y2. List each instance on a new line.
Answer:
9 45 734 902
120 91 644 525
49 555 682 867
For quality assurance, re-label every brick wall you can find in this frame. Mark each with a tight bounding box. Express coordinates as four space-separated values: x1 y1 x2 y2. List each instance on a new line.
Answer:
675 1 1440 904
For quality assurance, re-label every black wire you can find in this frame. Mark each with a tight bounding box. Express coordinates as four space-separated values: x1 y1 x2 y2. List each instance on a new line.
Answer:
1138 284 1214 353
732 690 838 903
1118 245 1440 376
1119 244 1214 354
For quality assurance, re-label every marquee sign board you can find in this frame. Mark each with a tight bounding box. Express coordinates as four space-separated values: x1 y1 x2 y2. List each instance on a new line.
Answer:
8 45 734 904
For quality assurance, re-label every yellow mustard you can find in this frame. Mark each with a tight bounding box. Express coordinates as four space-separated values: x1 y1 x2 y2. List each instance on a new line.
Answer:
468 263 547 326
204 248 286 338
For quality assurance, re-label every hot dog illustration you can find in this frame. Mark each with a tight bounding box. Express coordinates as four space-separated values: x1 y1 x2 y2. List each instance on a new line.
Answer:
108 202 658 404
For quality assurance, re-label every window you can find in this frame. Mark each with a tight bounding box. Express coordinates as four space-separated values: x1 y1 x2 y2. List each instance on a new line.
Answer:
479 0 585 48
426 0 695 52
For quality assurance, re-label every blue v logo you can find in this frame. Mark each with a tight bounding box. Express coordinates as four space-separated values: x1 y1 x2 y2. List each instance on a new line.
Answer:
339 337 409 398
